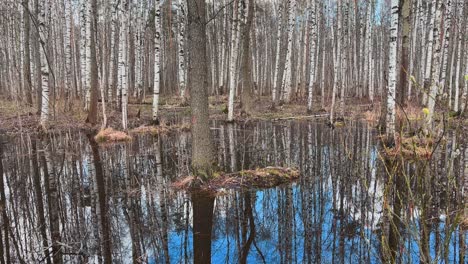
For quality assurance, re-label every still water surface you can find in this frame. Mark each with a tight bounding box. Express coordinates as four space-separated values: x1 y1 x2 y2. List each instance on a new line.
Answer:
0 121 466 263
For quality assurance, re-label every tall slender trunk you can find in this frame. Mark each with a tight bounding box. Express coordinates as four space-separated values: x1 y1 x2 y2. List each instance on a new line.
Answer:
426 1 443 128
23 0 33 106
307 0 317 113
119 1 129 129
228 0 241 122
386 0 399 136
330 0 341 124
38 1 50 129
86 0 99 125
423 0 437 105
240 0 255 116
152 0 162 123
272 2 283 108
178 0 187 103
281 0 296 104
398 0 410 107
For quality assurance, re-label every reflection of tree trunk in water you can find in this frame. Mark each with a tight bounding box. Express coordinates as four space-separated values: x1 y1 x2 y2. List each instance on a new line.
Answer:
387 159 403 264
88 135 112 263
240 192 255 264
154 136 170 264
31 139 52 264
192 192 214 264
41 139 63 264
460 146 467 264
228 123 237 172
0 137 11 264
417 161 431 264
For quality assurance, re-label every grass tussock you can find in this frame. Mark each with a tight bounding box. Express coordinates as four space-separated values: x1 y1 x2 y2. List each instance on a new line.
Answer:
173 167 300 191
95 128 132 143
382 134 434 160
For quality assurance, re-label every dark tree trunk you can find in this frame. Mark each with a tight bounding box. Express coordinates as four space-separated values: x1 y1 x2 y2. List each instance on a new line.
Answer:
86 0 99 125
192 192 214 264
187 0 215 179
23 0 33 106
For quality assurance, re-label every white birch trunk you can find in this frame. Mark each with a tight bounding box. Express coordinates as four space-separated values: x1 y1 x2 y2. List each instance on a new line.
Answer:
119 1 129 129
64 0 73 105
178 0 187 101
152 0 162 122
272 2 283 105
426 1 443 128
454 1 465 112
330 0 341 124
386 0 399 136
281 0 296 104
439 0 452 94
307 0 317 113
227 0 241 122
423 0 437 105
39 1 50 129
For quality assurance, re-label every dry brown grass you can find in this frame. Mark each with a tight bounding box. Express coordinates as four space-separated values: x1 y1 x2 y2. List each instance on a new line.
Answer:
173 167 300 191
382 134 434 160
95 128 132 143
397 105 424 122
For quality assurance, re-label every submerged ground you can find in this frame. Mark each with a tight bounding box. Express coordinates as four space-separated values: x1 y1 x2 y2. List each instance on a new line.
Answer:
0 120 466 263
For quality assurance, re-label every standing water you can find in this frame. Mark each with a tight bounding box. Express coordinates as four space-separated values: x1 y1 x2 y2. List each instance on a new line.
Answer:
0 121 466 263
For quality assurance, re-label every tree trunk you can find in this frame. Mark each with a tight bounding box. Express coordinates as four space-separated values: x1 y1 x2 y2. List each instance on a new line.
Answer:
119 1 129 129
228 0 241 122
38 1 50 129
187 0 216 179
386 0 399 136
152 0 162 124
86 0 99 125
281 0 296 104
22 0 33 106
272 2 284 108
240 0 255 116
426 1 443 128
307 0 317 114
398 0 410 107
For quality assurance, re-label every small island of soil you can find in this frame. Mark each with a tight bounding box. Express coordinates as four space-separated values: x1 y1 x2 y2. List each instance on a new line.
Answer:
173 167 300 192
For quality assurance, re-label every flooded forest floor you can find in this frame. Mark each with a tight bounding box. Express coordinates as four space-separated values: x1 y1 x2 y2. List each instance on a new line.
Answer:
1 95 467 135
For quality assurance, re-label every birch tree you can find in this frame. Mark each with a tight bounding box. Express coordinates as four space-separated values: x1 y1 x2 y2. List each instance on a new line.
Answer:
307 0 317 114
386 0 399 136
227 0 241 122
153 0 162 124
119 0 129 130
426 1 443 128
38 0 50 129
271 2 284 109
177 0 187 103
281 0 297 104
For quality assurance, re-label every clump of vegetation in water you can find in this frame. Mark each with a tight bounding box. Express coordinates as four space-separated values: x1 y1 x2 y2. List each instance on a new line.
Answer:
173 167 300 191
95 128 131 143
381 134 435 160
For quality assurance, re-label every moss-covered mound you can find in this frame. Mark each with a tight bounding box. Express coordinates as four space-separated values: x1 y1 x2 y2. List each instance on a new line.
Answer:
173 167 300 191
